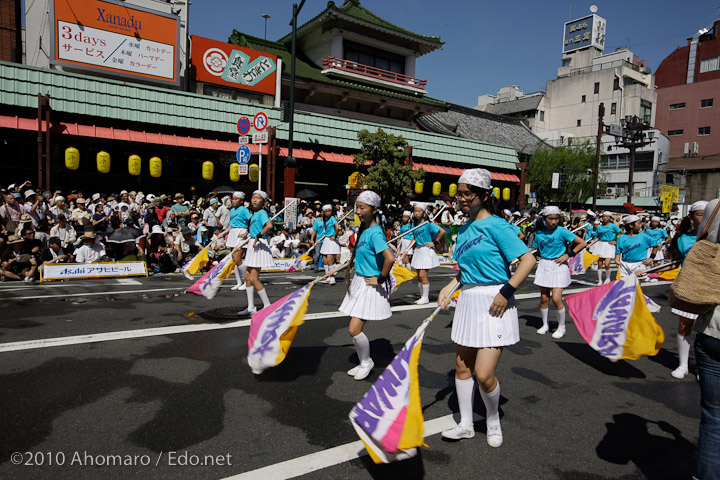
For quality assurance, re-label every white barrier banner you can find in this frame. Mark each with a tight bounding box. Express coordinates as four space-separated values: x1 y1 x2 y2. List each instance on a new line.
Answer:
41 261 148 281
264 258 296 272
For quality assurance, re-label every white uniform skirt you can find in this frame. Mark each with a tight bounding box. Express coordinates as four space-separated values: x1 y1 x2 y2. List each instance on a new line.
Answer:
411 245 439 270
245 238 275 269
451 285 520 348
591 240 616 259
649 247 665 261
533 258 571 289
671 308 699 320
339 275 392 321
619 260 646 278
398 238 414 257
320 237 341 255
226 228 248 248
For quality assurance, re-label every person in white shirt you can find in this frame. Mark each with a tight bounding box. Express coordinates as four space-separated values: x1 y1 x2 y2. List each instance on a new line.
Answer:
49 214 77 253
74 232 106 263
71 198 92 229
174 225 198 264
50 196 71 221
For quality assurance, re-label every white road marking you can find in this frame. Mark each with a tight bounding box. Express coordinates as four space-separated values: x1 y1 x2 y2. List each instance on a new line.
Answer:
6 287 185 301
0 281 670 353
222 414 458 480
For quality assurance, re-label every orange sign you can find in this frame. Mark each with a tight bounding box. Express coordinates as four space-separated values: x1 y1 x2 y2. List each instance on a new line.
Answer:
50 0 179 85
191 35 278 96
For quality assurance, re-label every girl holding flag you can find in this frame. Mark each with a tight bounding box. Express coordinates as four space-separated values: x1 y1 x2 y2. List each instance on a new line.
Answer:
408 202 445 305
667 200 708 379
438 168 535 447
645 216 669 263
397 210 414 266
227 191 252 291
337 191 395 381
593 211 621 285
312 204 341 285
237 190 275 316
614 215 660 280
533 206 587 339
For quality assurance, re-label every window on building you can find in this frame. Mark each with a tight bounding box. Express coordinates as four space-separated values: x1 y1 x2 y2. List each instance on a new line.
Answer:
600 154 631 170
562 58 571 67
640 100 652 124
613 78 620 91
635 152 654 172
698 126 711 136
611 102 617 115
581 95 586 103
668 129 684 136
594 82 600 94
577 119 582 127
701 98 714 108
669 102 686 110
539 110 545 121
700 56 720 73
344 41 405 75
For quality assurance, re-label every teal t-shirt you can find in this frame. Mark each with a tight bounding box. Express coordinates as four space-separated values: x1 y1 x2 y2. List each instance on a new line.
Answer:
230 206 252 229
597 223 621 241
412 221 440 245
616 232 659 262
533 226 577 259
645 228 668 244
453 215 530 285
509 223 521 237
312 217 338 238
399 223 412 234
249 209 271 238
354 224 390 277
676 234 697 265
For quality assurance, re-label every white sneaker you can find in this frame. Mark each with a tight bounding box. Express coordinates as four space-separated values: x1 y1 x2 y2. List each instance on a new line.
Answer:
327 277 336 285
597 280 604 286
486 424 503 448
414 297 429 305
441 424 475 440
536 325 549 335
353 360 374 381
552 328 566 339
231 284 241 291
237 307 257 316
347 365 361 376
603 278 611 284
671 365 689 379
236 284 247 291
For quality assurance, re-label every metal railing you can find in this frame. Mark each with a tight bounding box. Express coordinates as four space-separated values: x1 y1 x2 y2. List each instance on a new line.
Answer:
558 59 642 78
321 57 427 89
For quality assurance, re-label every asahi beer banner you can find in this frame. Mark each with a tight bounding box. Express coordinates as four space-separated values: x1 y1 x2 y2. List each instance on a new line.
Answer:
41 262 147 281
265 258 296 272
191 35 277 96
50 0 180 85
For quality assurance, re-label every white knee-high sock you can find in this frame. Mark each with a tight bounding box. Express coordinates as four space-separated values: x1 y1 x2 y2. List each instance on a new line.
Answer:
238 264 247 282
479 381 501 428
257 288 270 309
234 266 243 286
605 268 611 279
677 333 691 368
540 308 549 329
353 332 371 365
556 308 566 330
245 286 255 310
324 265 329 276
597 268 604 283
456 377 475 430
417 282 423 296
421 283 430 301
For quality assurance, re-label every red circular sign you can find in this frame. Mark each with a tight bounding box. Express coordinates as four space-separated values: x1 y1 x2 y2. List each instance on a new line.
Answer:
237 117 251 135
253 112 268 132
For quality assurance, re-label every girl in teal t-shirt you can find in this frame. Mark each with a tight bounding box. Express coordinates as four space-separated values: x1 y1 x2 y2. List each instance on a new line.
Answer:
408 203 444 305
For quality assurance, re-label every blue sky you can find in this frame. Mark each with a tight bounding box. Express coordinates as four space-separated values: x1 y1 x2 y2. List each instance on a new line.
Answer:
190 1 718 107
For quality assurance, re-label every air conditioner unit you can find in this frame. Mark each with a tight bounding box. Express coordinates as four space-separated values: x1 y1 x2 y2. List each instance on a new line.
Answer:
683 142 690 154
634 191 643 197
690 142 699 154
606 187 618 196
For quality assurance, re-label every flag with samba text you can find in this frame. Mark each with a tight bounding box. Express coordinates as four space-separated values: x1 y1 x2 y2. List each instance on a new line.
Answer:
286 250 312 273
185 254 235 299
247 281 315 374
566 275 664 361
181 244 211 280
569 248 601 275
349 320 429 463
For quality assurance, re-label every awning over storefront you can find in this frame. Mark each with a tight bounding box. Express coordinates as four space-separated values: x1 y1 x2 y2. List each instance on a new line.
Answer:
413 162 520 183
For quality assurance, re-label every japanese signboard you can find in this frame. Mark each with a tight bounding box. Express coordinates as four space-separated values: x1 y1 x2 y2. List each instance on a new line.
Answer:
563 14 606 54
41 261 148 281
191 35 278 96
50 0 180 85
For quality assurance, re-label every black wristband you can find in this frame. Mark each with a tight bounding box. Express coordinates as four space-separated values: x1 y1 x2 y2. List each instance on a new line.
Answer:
568 249 577 258
377 274 387 284
499 282 516 300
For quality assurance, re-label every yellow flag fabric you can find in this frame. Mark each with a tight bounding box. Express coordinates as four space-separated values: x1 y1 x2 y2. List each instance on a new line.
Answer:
182 244 211 276
389 262 417 292
659 267 680 280
620 282 665 360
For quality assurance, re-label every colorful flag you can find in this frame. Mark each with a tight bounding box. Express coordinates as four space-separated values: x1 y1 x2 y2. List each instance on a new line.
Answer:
181 244 211 280
566 275 664 361
286 250 312 272
659 267 680 281
569 249 600 275
247 281 315 374
349 320 429 464
388 261 417 293
185 254 235 299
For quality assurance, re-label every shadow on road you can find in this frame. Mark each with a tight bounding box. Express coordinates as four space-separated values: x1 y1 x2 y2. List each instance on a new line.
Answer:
555 342 646 378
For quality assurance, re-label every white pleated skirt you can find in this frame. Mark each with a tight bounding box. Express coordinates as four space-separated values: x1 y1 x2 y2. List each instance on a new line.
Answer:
339 275 392 321
671 308 699 320
649 247 665 261
411 245 439 270
226 228 248 248
619 260 646 278
245 238 275 269
320 237 341 255
591 241 615 259
451 285 520 348
398 238 414 256
534 258 571 289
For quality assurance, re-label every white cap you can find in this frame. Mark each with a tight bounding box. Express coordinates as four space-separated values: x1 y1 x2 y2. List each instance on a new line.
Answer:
253 190 268 201
413 201 428 212
602 211 613 217
587 209 596 216
402 210 411 217
594 220 601 225
690 200 709 212
120 190 128 195
623 215 640 225
503 209 512 217
651 216 661 222
54 196 65 202
8 183 15 190
356 190 381 207
232 191 245 199
322 204 332 211
459 168 492 190
512 211 521 217
24 189 37 198
146 194 155 202
91 193 101 201
541 206 562 216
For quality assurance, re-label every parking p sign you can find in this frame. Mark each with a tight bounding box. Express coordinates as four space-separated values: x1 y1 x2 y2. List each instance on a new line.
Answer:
237 145 251 165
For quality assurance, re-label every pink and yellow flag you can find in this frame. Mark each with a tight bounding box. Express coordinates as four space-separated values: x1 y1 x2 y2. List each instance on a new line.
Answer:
185 254 235 299
569 248 601 275
247 280 315 374
566 275 664 361
349 320 429 463
388 261 417 293
181 244 211 280
286 251 312 272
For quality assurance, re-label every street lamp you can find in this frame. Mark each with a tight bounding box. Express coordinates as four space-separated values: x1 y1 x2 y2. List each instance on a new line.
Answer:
615 115 656 212
285 0 306 198
261 14 270 40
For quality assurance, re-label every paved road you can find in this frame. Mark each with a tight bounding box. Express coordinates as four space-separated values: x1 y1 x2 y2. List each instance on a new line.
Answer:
0 266 700 479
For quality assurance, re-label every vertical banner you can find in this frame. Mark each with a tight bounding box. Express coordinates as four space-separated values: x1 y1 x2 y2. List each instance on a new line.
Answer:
284 197 298 232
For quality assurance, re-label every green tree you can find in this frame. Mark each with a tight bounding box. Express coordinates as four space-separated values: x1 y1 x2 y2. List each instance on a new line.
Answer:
354 128 424 204
527 142 604 206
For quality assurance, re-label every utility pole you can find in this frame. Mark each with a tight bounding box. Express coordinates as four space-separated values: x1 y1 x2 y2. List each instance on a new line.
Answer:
285 0 305 199
593 103 604 211
615 115 655 213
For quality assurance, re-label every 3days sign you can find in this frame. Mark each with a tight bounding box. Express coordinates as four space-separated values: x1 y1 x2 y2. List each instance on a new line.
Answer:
191 35 277 96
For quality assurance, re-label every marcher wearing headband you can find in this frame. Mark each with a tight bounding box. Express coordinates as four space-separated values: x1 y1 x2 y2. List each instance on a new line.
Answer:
532 206 587 338
503 209 525 241
666 199 709 379
397 210 415 267
312 203 341 285
227 190 252 292
590 211 621 285
406 201 444 305
335 191 394 381
437 170 535 447
237 191 274 316
644 215 669 264
615 215 660 280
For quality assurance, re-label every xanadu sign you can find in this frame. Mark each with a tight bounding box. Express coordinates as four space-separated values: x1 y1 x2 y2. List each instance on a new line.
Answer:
191 35 278 96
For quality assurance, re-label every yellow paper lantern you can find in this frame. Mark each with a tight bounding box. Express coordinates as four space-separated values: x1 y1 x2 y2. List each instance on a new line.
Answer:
414 180 424 194
149 156 162 178
229 163 241 182
449 183 457 198
248 163 259 182
202 160 214 180
502 187 511 201
65 147 79 170
128 154 141 176
432 181 442 196
96 151 111 173
492 187 500 198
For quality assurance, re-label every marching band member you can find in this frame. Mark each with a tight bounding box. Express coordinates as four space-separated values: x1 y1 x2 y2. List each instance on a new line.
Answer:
593 211 621 285
615 215 659 279
397 210 414 266
313 204 341 285
408 202 445 305
645 216 670 264
237 191 275 316
227 192 252 291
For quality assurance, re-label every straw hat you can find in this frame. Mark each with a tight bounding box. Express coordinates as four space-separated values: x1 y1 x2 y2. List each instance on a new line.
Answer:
7 235 24 245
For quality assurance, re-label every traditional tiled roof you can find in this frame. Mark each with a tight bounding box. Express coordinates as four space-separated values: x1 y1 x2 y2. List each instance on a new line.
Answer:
417 107 546 156
483 94 544 116
228 31 446 107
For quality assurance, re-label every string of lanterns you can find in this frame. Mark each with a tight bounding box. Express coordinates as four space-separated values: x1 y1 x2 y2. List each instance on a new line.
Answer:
414 179 510 201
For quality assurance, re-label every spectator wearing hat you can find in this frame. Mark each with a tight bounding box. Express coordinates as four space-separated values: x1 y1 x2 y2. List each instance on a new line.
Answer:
174 225 199 265
71 198 92 230
147 225 176 274
40 236 73 265
21 227 44 261
50 214 77 254
171 193 190 225
23 189 49 230
1 234 38 281
1 192 24 236
49 195 71 222
75 231 106 263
